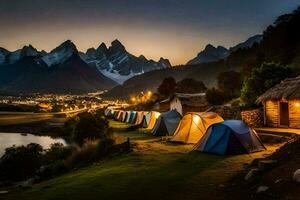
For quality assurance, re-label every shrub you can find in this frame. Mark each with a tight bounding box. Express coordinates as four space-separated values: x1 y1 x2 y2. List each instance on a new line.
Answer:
206 87 232 105
0 143 43 181
63 112 110 145
176 78 207 93
43 143 74 163
217 71 242 97
157 77 177 98
241 62 292 107
65 138 115 168
72 112 110 145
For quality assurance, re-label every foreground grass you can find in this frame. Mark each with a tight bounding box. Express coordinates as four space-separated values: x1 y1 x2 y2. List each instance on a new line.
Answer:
3 121 280 200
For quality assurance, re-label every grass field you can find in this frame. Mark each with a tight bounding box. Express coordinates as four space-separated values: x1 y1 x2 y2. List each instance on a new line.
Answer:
0 113 56 126
2 120 281 200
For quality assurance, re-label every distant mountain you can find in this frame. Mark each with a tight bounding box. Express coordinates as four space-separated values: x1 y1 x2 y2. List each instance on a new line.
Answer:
187 35 263 65
42 40 77 66
80 39 172 84
0 39 172 93
187 44 229 65
0 41 117 94
1 45 41 64
229 34 263 53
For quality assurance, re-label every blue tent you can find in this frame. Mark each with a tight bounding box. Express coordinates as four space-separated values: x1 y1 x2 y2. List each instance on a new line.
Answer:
194 120 266 155
128 111 137 124
152 109 182 136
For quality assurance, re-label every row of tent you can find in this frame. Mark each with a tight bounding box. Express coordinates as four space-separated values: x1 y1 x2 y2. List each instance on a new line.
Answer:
104 108 266 155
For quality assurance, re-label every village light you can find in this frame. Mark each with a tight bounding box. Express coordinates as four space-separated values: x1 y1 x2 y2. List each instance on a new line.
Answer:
131 97 136 102
296 103 300 107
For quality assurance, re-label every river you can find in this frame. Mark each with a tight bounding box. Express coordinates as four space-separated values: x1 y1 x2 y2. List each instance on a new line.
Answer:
0 132 67 157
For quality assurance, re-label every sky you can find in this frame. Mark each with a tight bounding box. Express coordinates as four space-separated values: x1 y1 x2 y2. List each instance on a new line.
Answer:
0 0 300 65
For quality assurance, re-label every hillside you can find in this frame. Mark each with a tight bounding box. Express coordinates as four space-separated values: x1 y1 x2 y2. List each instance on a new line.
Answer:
3 121 280 200
104 61 230 99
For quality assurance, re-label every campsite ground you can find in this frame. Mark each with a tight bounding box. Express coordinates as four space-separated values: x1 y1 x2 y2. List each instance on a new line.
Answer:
2 121 282 200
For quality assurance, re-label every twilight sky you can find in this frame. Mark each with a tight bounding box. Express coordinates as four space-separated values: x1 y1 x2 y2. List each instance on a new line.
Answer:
0 0 300 65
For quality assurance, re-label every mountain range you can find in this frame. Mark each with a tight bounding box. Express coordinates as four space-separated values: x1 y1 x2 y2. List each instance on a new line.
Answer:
0 40 171 93
79 39 171 84
187 34 263 65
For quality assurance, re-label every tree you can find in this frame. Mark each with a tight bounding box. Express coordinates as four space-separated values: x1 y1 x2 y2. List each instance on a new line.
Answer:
176 78 207 93
64 112 110 145
206 87 232 105
157 77 177 98
241 62 293 107
217 71 242 97
0 143 43 181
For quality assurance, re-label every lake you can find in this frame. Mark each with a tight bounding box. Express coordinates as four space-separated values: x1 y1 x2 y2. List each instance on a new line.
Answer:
0 132 67 157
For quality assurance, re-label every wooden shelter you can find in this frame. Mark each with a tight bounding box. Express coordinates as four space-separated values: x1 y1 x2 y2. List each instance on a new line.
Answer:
169 93 209 115
257 76 300 128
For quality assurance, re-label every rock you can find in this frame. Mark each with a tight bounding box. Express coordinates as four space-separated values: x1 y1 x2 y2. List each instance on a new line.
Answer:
18 178 35 187
0 191 8 195
256 186 269 193
293 169 300 182
275 179 282 184
258 159 277 170
245 168 260 181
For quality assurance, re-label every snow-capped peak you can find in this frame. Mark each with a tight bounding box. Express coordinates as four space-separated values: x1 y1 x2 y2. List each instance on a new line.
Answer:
42 40 78 66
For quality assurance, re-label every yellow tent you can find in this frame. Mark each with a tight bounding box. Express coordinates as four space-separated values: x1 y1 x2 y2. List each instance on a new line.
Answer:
171 112 224 144
142 111 160 129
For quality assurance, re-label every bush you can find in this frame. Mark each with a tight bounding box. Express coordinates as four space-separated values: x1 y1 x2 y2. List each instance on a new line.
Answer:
206 87 232 105
175 78 207 93
0 143 43 181
241 62 292 107
36 160 68 181
65 138 115 168
217 71 242 97
157 77 177 98
43 143 74 163
63 112 110 145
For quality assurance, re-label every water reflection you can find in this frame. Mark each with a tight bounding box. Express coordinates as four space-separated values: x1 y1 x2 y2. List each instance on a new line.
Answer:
0 132 66 156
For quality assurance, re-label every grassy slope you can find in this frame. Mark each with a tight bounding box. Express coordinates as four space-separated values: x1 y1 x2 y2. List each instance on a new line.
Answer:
3 121 280 200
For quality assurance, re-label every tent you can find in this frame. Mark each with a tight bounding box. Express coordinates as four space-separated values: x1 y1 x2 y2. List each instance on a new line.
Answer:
104 109 114 118
142 111 160 129
121 111 128 122
125 111 131 123
152 109 182 136
113 110 120 120
128 111 137 124
135 111 148 125
171 112 224 144
104 108 111 116
194 120 266 155
117 111 125 121
115 110 122 121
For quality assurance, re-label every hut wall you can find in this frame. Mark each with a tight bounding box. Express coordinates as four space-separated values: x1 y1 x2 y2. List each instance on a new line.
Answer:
265 100 279 127
288 100 300 128
170 97 182 115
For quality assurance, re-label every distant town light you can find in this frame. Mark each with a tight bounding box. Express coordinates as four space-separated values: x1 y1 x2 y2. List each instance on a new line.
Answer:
296 103 300 107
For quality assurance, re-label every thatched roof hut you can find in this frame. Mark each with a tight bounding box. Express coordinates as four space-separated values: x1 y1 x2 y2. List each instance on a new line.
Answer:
258 76 300 128
258 76 300 102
